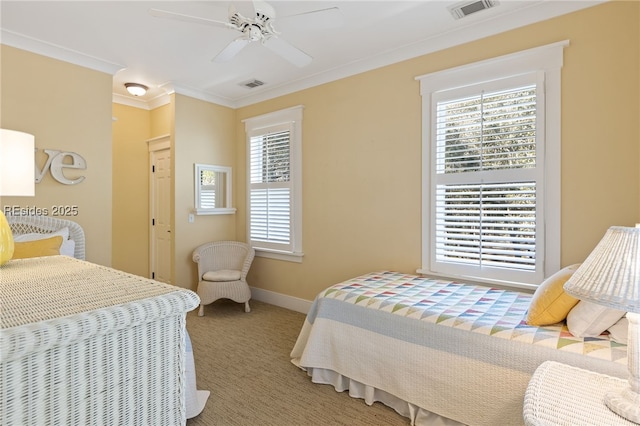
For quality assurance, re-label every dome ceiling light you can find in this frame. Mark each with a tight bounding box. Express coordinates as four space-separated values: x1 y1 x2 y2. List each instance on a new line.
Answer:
124 82 148 96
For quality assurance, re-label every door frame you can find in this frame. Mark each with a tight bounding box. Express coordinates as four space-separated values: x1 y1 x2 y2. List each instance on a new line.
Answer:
147 134 171 282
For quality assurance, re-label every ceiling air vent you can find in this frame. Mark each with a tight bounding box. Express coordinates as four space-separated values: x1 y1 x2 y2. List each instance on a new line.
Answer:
449 0 498 19
240 79 265 89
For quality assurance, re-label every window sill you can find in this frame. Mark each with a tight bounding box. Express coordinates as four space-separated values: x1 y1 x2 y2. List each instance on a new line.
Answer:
194 208 236 215
255 248 304 263
415 268 537 293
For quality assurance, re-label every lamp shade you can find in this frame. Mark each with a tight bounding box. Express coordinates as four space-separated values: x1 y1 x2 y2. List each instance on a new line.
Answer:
0 129 35 196
0 128 35 265
564 226 640 313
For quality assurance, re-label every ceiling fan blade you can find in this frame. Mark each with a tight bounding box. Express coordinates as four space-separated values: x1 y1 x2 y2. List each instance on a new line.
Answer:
148 8 232 29
280 7 344 30
213 38 251 63
229 0 255 19
252 0 276 20
263 36 312 68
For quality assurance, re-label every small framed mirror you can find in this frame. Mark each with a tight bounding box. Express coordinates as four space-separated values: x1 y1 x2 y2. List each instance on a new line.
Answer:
194 164 235 215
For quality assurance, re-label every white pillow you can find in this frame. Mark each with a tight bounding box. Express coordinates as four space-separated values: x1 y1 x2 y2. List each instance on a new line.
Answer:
566 300 626 337
202 269 241 282
61 239 76 258
13 227 75 257
607 315 628 344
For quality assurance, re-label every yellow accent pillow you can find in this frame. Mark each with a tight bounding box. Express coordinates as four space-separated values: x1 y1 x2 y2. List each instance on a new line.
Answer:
526 264 581 326
13 235 63 259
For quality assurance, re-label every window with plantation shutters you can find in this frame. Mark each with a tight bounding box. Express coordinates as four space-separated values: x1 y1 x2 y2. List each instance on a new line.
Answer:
418 42 567 287
244 106 303 261
434 80 538 274
250 127 291 247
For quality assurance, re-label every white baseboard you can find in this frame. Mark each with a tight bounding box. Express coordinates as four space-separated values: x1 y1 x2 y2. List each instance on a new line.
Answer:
250 287 312 314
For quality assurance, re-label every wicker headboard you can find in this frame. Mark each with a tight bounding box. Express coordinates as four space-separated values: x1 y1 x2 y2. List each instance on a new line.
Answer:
6 215 85 260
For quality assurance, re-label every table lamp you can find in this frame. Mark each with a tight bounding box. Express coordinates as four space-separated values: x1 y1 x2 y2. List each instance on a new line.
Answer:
0 129 35 265
564 225 640 423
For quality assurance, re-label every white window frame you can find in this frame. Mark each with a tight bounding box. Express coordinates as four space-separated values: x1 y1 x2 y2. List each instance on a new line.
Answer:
416 41 568 289
244 105 304 262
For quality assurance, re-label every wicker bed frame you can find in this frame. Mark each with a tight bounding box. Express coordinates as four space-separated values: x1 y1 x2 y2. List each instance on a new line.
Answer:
1 216 203 424
0 256 199 425
7 214 86 260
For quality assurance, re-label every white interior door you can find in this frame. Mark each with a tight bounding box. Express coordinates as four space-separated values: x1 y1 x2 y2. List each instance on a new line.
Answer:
148 136 172 283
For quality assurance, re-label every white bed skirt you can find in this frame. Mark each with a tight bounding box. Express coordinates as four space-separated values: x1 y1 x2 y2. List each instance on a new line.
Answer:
185 331 210 419
302 366 464 426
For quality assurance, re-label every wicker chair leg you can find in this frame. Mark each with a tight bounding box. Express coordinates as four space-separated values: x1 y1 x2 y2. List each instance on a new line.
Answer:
244 301 250 313
198 304 205 316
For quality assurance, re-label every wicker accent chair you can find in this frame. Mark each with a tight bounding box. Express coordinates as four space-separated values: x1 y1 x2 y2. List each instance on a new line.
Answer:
192 241 255 315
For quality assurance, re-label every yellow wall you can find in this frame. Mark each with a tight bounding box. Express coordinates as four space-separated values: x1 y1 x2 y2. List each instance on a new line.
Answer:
113 95 236 289
110 101 175 276
150 102 172 137
173 94 237 289
111 94 237 289
1 45 114 265
637 0 640 220
111 103 151 276
236 1 640 301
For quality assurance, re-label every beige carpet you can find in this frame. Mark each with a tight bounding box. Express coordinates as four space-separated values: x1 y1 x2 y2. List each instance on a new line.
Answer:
185 299 408 426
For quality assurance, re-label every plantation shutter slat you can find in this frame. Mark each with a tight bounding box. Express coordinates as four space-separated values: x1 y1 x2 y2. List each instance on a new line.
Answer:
435 86 537 174
200 188 216 209
435 182 537 271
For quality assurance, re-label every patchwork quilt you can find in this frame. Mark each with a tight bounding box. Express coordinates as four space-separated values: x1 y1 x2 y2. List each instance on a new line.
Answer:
320 271 627 364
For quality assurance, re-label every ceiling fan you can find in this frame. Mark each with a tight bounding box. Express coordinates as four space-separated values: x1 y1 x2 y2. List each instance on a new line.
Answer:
149 1 342 68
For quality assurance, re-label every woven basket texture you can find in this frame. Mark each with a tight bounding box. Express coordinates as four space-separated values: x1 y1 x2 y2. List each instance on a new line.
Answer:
523 361 637 425
1 256 200 425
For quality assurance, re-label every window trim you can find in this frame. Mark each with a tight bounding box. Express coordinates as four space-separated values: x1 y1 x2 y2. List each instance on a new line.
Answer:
416 40 568 289
243 105 304 262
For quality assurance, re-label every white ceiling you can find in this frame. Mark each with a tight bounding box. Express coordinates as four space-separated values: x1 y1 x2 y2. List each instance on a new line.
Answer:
1 0 604 109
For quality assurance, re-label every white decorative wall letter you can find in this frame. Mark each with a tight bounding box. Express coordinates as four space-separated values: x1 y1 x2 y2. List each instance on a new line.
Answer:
35 149 87 185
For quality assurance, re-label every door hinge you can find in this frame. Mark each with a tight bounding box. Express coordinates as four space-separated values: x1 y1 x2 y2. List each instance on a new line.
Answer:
152 272 155 279
152 165 155 173
152 218 155 226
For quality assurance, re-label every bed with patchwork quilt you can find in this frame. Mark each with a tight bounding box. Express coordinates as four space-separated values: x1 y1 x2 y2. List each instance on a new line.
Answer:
290 271 628 426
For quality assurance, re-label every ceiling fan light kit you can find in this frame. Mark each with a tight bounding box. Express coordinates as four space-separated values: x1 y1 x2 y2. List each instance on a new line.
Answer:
149 0 337 68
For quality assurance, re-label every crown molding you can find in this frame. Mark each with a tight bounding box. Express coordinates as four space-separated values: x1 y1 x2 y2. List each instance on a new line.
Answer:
171 84 236 109
1 29 124 75
112 90 172 110
112 93 151 110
